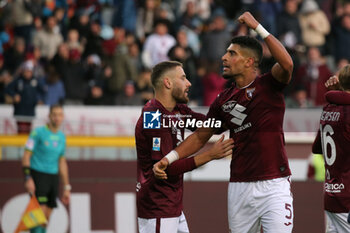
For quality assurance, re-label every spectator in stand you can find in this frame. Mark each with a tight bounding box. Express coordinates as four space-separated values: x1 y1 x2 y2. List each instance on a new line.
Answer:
66 29 84 54
136 0 158 43
69 10 91 43
51 43 70 87
0 54 9 103
27 46 46 79
40 64 65 106
115 80 143 106
332 14 350 62
299 0 330 49
177 0 211 21
83 20 103 58
84 54 106 105
53 7 68 39
285 85 314 108
201 61 226 106
277 0 302 51
9 0 34 44
33 16 64 61
62 49 88 105
256 0 283 36
5 60 45 134
111 0 137 33
176 1 203 33
141 19 176 69
200 14 231 63
4 37 26 74
128 42 143 73
0 71 12 104
295 47 332 106
135 68 154 105
105 34 138 104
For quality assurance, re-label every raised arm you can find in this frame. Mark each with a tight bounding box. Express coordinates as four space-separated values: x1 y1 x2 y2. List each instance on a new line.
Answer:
238 12 294 84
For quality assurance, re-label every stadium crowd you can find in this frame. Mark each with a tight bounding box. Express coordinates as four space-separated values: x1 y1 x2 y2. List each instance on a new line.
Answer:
0 0 349 110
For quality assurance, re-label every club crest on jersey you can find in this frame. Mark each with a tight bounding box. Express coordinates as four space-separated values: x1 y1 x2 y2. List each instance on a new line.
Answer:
143 110 161 129
152 137 161 151
222 100 237 112
246 88 255 100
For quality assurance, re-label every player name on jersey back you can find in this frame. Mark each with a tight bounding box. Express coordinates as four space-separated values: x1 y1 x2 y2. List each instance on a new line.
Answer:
320 111 340 122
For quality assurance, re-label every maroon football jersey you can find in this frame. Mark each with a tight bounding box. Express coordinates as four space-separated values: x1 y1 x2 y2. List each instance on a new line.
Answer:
312 91 350 213
207 72 291 182
135 99 205 218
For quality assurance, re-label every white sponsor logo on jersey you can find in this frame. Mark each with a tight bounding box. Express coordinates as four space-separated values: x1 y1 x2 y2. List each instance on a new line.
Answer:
222 101 248 126
325 183 345 193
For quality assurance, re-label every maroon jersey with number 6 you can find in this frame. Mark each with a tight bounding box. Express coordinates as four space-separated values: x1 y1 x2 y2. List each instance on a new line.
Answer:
207 72 291 182
312 91 350 213
135 99 205 218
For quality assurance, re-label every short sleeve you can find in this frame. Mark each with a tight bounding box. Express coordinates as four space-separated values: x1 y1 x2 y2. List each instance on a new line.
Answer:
60 135 66 157
25 130 38 151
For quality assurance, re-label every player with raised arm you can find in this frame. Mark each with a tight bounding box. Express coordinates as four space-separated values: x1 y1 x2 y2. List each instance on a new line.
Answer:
135 61 233 233
313 65 350 232
154 12 294 232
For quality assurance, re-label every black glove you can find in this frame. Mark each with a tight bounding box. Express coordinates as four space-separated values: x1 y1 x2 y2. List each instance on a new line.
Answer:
347 211 350 224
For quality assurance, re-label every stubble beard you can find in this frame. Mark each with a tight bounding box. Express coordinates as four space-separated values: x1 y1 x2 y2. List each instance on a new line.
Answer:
172 87 189 104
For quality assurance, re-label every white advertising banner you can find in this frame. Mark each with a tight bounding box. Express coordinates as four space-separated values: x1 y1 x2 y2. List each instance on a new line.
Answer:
0 105 322 136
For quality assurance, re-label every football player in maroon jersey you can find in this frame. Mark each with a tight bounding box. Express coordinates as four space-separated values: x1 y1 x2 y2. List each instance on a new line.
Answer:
154 12 295 232
313 65 350 232
135 61 233 233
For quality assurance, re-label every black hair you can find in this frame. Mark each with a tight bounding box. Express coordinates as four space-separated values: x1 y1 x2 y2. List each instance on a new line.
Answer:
231 36 263 64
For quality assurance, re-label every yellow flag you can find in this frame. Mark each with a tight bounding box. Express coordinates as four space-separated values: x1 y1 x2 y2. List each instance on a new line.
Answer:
14 195 47 233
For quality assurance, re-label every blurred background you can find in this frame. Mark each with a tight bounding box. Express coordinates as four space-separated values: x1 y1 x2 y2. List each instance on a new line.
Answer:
0 0 347 232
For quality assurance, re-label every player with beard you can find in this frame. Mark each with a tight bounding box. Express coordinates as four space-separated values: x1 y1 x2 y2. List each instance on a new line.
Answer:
154 12 294 232
135 61 233 233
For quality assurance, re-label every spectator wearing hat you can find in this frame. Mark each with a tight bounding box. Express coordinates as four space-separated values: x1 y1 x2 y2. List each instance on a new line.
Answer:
5 60 45 134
